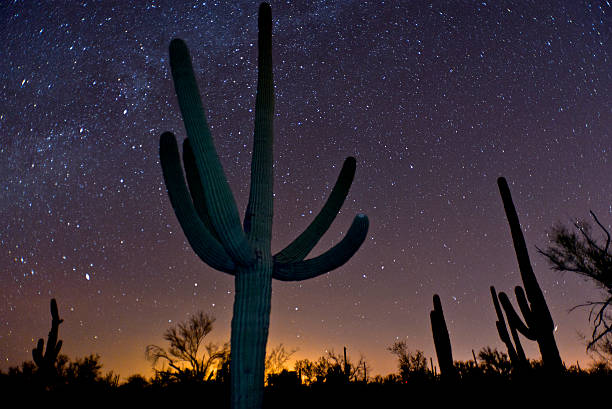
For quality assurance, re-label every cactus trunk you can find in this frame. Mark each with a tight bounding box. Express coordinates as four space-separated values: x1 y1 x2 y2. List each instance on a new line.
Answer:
230 262 272 408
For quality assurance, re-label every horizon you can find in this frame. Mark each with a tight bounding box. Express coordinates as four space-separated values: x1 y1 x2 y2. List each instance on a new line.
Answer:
1 1 610 381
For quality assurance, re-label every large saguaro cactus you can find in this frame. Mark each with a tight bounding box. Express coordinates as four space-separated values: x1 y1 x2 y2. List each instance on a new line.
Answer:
159 3 369 408
496 177 562 371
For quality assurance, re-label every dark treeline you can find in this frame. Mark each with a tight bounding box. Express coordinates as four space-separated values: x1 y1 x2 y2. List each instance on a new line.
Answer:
2 347 611 408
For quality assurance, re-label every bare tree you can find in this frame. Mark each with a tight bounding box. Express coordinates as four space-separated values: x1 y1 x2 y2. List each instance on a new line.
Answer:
538 211 612 359
265 343 296 378
293 358 316 385
145 311 229 380
388 341 430 381
477 347 513 377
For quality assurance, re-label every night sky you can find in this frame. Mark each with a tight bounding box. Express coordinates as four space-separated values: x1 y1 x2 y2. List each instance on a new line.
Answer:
1 1 611 379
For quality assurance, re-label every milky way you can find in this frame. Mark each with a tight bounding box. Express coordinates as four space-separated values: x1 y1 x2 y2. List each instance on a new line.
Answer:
1 1 610 378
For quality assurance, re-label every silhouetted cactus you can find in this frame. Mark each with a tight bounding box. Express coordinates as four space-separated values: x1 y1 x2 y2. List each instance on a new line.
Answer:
430 294 455 378
343 346 350 381
32 298 63 377
490 286 528 370
158 3 368 408
496 177 563 371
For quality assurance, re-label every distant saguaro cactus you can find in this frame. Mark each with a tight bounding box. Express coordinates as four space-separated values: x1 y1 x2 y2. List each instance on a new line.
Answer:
490 285 527 370
343 346 351 381
495 177 563 371
430 294 455 378
159 3 368 408
32 298 63 376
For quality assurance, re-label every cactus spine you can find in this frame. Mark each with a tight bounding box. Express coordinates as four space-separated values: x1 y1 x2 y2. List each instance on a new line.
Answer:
430 294 455 378
159 4 369 408
32 298 63 377
496 177 563 371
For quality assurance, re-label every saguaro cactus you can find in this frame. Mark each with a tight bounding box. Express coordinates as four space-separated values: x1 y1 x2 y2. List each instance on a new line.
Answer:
32 298 63 376
490 286 527 370
159 3 369 408
430 294 455 378
343 346 350 381
496 177 563 371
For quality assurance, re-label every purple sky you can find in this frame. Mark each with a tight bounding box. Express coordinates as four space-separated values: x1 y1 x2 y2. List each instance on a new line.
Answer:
1 1 610 379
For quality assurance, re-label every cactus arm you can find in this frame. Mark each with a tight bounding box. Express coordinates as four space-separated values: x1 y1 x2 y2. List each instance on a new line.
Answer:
160 132 236 273
274 157 356 264
490 286 518 359
509 321 528 363
499 291 536 340
44 299 63 361
169 38 254 266
494 321 511 345
182 139 220 241
490 286 510 344
53 340 63 358
272 214 368 281
32 339 44 367
514 286 539 331
50 298 62 322
244 3 274 246
490 286 528 367
497 177 553 327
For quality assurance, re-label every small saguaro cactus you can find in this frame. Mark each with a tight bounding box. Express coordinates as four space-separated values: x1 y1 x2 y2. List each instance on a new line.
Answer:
343 346 350 381
32 298 63 376
159 3 368 408
430 294 455 378
495 177 563 371
490 285 528 370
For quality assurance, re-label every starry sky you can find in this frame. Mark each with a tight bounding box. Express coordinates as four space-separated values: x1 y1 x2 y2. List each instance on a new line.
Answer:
1 0 611 379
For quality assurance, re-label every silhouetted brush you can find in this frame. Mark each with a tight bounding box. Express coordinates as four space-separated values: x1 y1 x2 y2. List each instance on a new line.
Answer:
430 294 455 378
159 3 368 408
32 298 63 375
496 177 563 371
